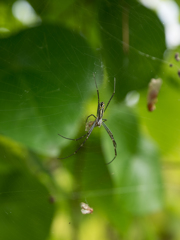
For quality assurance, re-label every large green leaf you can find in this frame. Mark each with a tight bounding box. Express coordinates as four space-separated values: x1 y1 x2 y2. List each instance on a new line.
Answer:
98 0 166 99
0 24 99 156
60 103 163 238
101 104 163 215
0 136 54 240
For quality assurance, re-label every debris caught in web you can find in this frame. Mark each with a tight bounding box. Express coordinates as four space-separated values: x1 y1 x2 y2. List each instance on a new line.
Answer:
81 202 93 214
147 78 162 112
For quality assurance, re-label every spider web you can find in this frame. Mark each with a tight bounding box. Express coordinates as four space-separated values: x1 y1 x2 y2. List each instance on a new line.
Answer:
0 0 180 239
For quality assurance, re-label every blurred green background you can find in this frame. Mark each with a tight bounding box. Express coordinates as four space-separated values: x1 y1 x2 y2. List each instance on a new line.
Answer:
1 0 180 239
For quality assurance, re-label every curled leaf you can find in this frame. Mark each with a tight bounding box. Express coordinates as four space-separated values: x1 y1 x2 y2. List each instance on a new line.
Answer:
147 78 162 112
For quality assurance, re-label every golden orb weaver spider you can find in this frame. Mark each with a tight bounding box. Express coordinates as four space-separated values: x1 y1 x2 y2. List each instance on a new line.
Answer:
58 73 117 165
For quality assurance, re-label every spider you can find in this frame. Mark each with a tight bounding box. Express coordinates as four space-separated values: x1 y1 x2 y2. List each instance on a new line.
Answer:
58 73 117 165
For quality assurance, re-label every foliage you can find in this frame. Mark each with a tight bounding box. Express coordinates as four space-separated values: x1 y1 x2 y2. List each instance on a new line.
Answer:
0 0 180 239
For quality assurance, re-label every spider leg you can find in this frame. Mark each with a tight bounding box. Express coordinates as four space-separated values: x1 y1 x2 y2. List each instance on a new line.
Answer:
104 78 116 112
85 114 96 124
59 121 96 160
102 122 117 164
59 114 96 141
103 119 107 122
93 73 100 116
58 132 89 141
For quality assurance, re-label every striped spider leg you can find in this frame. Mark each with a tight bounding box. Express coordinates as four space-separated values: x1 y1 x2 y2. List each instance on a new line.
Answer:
58 73 117 164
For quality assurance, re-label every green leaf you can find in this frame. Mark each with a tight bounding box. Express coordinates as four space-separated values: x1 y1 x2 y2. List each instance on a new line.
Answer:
138 47 180 157
101 104 163 214
28 0 75 20
119 136 163 215
161 47 180 89
0 24 99 156
61 103 163 235
98 0 166 99
101 104 139 177
0 136 55 240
